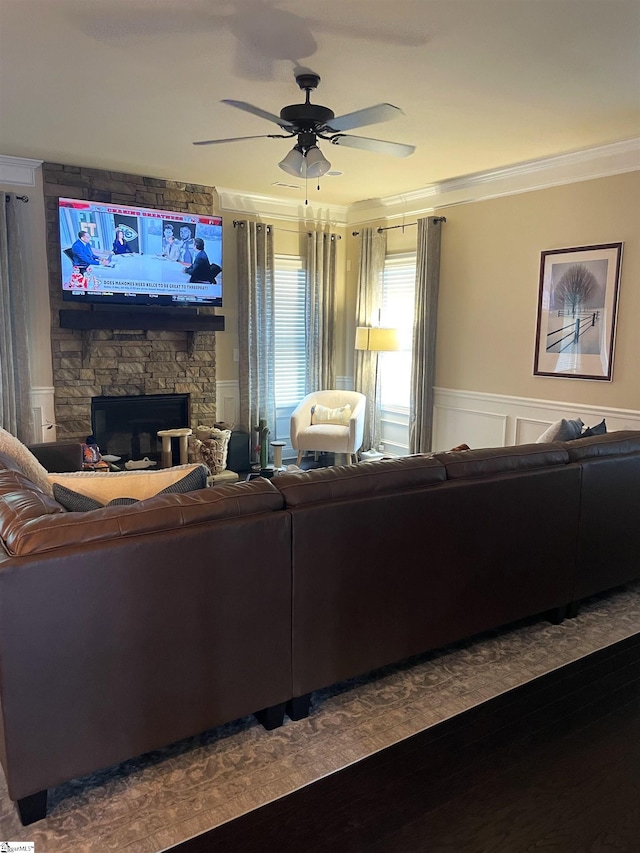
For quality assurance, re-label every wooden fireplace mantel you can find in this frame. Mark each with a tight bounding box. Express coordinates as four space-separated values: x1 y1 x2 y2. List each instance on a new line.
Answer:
59 309 225 333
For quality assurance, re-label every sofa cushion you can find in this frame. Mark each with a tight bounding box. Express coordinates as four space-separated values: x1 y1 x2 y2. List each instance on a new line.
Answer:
561 430 640 462
536 417 584 443
52 465 209 511
47 463 209 504
311 403 352 426
433 443 570 480
274 455 446 507
0 428 53 495
1 477 283 557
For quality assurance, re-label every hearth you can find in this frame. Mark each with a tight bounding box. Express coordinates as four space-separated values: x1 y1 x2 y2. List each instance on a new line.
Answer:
91 394 191 465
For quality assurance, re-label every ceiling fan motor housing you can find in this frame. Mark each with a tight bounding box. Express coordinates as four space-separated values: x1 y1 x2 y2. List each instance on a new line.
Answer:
279 103 335 130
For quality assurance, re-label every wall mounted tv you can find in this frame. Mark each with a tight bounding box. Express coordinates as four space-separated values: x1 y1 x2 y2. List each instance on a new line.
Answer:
58 198 222 308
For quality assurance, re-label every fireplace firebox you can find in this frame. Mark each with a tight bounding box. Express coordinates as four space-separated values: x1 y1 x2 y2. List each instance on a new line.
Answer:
91 394 191 465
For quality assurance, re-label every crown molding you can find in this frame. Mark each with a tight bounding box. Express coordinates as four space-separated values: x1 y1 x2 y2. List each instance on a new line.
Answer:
216 186 349 226
347 137 640 225
0 155 43 187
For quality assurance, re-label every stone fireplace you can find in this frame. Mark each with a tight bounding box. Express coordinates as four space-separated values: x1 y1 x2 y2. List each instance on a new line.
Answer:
42 163 220 443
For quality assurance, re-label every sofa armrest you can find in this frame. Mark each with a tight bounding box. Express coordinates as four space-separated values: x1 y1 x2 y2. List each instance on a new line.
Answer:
28 441 83 473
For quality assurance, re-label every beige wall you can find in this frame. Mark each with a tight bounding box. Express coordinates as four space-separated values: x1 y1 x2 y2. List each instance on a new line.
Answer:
379 172 639 410
4 162 639 414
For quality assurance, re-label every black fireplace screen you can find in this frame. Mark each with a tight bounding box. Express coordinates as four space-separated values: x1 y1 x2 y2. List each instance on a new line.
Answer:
91 394 190 465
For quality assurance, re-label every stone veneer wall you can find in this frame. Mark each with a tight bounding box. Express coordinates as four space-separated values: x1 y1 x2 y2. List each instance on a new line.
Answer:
42 163 219 443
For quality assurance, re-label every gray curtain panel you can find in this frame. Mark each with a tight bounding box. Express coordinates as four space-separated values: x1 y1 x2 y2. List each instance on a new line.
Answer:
0 195 34 443
236 220 276 461
305 229 337 393
354 227 387 452
410 216 444 454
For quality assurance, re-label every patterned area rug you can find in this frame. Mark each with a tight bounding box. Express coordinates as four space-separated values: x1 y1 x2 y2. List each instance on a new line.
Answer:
2 581 639 853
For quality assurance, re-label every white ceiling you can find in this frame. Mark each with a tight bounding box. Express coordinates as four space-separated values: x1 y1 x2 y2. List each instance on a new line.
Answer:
1 0 639 207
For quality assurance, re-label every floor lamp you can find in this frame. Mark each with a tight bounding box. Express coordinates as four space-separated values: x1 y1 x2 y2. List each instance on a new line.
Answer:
355 326 400 461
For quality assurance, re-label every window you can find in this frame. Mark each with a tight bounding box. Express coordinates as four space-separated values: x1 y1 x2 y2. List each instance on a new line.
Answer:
273 255 306 453
378 253 416 454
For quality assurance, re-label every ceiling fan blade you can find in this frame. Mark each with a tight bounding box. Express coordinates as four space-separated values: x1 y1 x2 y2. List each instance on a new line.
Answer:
331 135 416 158
327 103 404 132
193 135 282 146
222 99 292 129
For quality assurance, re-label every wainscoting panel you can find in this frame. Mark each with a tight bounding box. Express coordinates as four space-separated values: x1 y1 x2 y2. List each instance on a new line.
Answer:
433 404 507 451
215 380 239 426
433 388 640 450
30 386 57 442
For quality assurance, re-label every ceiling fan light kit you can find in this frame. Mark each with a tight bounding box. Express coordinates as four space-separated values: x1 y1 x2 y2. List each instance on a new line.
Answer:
194 71 414 184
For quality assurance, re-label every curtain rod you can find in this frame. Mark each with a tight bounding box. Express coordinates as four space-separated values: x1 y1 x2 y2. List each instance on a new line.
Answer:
232 220 341 238
351 216 446 236
5 194 29 203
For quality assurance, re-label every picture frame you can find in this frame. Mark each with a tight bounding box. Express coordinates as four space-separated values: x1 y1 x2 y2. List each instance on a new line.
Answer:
533 242 623 381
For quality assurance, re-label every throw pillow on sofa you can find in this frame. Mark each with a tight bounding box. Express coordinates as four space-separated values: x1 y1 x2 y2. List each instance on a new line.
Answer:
52 464 209 512
536 417 584 443
581 419 607 437
0 428 53 495
47 462 209 505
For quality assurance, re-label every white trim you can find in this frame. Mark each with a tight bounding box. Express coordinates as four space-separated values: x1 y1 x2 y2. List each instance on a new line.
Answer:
215 379 239 425
30 386 57 442
216 186 349 226
433 387 640 450
356 138 639 224
0 155 42 187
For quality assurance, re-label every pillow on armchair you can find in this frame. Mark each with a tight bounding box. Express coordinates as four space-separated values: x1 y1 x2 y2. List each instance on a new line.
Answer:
311 404 352 426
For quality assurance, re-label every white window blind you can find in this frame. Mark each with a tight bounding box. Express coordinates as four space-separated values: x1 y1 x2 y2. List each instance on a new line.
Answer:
379 253 416 411
273 255 306 448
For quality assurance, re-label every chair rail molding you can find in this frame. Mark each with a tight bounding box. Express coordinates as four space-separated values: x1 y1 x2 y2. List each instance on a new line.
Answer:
433 387 640 451
0 155 42 187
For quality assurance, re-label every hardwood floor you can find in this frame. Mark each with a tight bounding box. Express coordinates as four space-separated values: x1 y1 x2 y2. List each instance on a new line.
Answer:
172 633 640 853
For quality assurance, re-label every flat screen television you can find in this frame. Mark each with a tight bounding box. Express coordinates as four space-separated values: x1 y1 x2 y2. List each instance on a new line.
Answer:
58 197 223 308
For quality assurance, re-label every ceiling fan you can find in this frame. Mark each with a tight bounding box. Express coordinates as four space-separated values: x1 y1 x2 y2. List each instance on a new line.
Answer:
193 71 415 179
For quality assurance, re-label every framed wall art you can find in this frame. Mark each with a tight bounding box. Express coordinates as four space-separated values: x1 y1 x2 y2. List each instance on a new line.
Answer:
533 242 623 381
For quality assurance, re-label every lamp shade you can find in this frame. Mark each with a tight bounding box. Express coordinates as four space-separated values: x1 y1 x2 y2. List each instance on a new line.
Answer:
355 326 400 352
305 145 331 178
278 147 305 176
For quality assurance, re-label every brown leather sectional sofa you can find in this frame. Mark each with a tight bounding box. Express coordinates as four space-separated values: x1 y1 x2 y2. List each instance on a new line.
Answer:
0 430 639 824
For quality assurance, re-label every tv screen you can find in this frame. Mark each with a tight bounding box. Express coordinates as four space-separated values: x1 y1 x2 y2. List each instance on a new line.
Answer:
58 198 223 308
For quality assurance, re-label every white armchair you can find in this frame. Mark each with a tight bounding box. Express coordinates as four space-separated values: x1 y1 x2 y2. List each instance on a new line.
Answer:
290 390 366 466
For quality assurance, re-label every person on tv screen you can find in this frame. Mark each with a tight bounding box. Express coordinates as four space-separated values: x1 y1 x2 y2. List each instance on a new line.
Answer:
184 237 210 283
71 231 107 269
112 228 133 255
158 234 180 261
178 226 196 264
162 224 175 253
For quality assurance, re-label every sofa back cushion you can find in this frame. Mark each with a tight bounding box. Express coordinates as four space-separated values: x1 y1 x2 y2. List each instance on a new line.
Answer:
0 476 283 556
433 443 569 480
559 429 640 462
274 455 447 507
